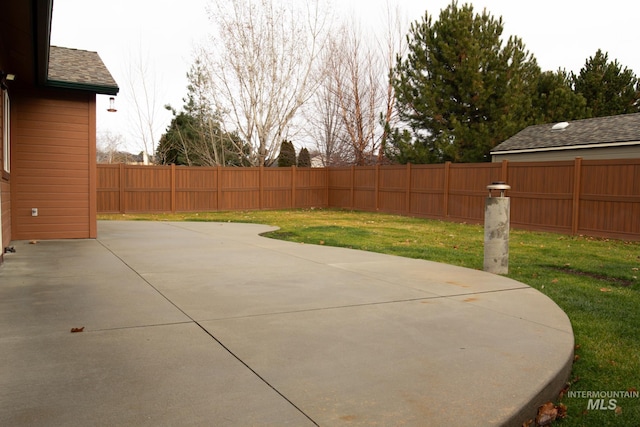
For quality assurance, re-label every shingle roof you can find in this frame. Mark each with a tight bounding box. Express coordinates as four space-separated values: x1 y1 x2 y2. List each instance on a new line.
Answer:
47 46 119 95
491 113 640 153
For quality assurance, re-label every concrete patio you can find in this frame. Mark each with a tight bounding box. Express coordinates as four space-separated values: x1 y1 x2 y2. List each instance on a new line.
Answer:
0 221 574 426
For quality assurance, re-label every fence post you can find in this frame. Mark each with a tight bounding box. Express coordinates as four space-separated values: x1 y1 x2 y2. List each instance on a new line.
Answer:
443 162 451 218
572 157 583 235
405 163 412 216
501 159 509 182
119 163 125 214
170 164 176 213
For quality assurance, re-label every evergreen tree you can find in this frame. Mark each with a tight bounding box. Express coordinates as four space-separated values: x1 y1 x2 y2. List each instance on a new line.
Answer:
277 140 296 167
156 61 251 166
298 147 311 167
573 50 640 117
388 2 539 163
533 70 589 123
156 108 200 165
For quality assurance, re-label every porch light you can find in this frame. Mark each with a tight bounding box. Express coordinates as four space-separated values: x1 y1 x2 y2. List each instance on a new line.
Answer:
0 71 15 90
107 96 117 112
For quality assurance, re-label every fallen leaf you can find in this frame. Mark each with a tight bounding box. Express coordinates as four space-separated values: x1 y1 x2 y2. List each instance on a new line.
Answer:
574 354 580 362
319 240 325 245
600 288 611 292
29 240 38 244
615 406 623 415
70 327 85 333
558 383 569 400
556 403 568 419
535 402 558 426
551 278 558 284
521 419 533 427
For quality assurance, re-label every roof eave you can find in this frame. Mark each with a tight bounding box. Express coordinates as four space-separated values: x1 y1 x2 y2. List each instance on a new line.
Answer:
34 0 54 86
46 79 120 96
491 140 640 155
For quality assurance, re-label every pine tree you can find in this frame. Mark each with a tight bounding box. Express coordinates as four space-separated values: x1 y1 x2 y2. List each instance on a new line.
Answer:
388 2 539 163
533 70 589 123
573 50 640 117
277 140 297 167
298 147 311 167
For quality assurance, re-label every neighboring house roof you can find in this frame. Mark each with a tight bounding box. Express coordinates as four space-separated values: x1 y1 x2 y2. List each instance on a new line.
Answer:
47 46 119 95
491 113 640 154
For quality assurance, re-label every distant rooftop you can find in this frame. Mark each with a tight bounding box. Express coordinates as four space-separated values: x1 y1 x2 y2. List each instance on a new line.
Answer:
492 113 640 153
47 46 119 95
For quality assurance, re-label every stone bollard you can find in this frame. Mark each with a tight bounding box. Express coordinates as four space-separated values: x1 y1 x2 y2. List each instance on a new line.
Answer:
484 182 511 274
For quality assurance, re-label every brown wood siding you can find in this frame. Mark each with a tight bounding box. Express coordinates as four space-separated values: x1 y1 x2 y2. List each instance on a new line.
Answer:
12 90 95 240
1 87 10 252
1 180 9 250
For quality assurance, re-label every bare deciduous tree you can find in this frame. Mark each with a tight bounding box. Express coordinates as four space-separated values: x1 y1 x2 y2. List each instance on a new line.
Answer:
203 0 328 166
378 2 407 162
303 68 353 166
307 4 406 166
96 130 124 164
125 49 164 165
328 25 382 166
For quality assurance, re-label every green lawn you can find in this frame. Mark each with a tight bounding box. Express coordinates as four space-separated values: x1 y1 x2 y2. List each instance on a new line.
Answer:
100 209 640 425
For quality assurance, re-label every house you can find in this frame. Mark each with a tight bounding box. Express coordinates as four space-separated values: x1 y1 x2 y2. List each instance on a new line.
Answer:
491 113 640 162
0 0 118 263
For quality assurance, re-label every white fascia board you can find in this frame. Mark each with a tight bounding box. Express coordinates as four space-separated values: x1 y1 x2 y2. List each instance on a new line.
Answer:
491 140 640 155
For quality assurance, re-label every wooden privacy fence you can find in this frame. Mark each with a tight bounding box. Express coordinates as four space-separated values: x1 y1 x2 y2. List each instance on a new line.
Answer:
97 164 329 213
97 158 640 240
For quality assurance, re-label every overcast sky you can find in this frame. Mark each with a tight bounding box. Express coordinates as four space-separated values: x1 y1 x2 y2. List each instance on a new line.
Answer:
50 0 639 153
